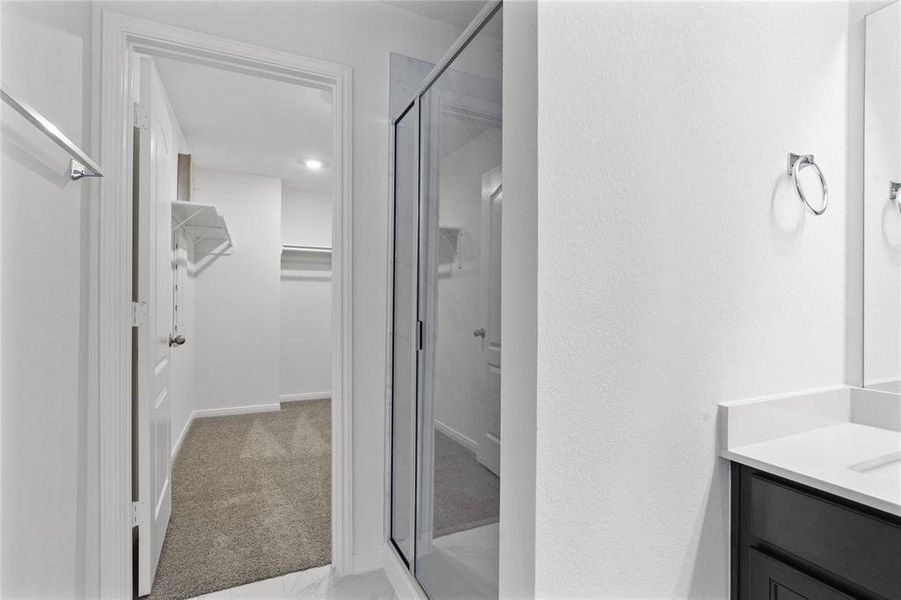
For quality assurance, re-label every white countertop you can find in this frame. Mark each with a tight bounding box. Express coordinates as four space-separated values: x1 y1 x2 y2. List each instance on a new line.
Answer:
720 386 901 517
723 422 901 517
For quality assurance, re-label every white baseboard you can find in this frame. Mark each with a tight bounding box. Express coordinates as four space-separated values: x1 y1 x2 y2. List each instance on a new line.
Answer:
476 432 500 476
350 548 383 574
171 413 195 460
382 543 427 600
279 392 331 403
433 419 477 452
193 403 280 419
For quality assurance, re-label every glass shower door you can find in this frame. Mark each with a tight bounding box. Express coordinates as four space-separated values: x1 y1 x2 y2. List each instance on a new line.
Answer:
415 8 503 600
389 5 502 599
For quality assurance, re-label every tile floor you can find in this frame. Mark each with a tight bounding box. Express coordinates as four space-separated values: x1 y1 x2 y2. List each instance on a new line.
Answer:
417 523 499 600
188 524 498 600
190 565 397 600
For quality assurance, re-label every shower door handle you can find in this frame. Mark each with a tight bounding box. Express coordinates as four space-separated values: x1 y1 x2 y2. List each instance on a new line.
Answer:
417 320 424 351
473 328 486 338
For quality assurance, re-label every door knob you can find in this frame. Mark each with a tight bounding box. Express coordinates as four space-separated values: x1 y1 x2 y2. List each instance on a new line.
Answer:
473 328 486 338
169 334 186 347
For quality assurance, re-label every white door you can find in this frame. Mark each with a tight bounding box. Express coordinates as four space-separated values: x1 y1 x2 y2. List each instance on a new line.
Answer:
476 167 502 475
134 54 175 597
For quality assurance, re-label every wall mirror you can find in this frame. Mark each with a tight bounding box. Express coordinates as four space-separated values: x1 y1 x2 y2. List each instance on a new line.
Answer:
863 1 901 393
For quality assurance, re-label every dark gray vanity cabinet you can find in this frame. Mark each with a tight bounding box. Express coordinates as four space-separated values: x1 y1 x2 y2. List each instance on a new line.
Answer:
731 464 901 600
747 549 854 600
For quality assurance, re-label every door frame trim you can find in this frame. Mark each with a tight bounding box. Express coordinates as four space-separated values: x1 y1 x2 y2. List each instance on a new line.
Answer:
93 11 353 597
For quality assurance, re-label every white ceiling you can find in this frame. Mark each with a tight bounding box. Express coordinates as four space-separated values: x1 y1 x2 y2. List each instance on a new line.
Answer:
382 1 486 29
153 56 333 192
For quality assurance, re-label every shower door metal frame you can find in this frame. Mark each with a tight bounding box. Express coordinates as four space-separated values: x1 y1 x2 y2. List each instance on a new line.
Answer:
388 97 421 569
385 0 502 591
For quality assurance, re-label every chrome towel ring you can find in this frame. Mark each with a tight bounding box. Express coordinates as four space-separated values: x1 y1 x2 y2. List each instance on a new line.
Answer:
890 181 900 215
787 153 828 216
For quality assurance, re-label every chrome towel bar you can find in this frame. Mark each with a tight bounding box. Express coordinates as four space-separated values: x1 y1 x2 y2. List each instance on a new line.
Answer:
787 153 828 216
1 83 103 181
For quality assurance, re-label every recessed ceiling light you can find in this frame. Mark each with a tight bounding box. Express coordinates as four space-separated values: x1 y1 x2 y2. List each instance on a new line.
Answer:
305 159 323 170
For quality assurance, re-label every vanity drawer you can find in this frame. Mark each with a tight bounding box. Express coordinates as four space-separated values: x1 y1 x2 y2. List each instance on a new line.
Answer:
748 473 901 600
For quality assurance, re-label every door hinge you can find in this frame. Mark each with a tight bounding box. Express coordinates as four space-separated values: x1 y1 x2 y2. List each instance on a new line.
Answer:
130 501 147 528
133 102 150 129
130 301 148 327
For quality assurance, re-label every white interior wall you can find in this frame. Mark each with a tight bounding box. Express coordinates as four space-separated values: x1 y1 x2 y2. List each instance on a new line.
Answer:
280 185 332 400
0 2 94 597
192 168 281 413
92 0 470 561
530 3 850 598
282 186 332 247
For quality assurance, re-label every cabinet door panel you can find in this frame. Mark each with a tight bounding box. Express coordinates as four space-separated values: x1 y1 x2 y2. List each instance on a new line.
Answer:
749 549 854 600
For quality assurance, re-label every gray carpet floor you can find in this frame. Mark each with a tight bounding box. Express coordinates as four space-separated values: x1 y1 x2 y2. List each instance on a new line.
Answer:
433 430 500 538
149 400 331 600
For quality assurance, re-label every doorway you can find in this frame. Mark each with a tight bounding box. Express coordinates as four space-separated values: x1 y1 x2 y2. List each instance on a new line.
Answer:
130 50 339 598
96 12 353 599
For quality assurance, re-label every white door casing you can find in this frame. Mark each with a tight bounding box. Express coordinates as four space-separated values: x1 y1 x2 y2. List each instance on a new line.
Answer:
477 167 502 475
134 54 175 596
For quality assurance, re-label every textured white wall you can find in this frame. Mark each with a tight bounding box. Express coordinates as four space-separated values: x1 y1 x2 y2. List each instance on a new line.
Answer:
280 186 332 399
192 168 282 412
532 3 849 597
93 1 467 558
0 2 94 597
